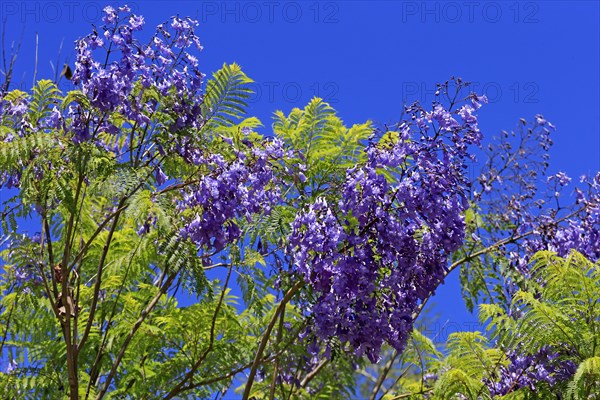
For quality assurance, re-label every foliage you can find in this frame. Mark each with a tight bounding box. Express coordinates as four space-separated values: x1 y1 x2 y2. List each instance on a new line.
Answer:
1 5 600 400
378 251 599 400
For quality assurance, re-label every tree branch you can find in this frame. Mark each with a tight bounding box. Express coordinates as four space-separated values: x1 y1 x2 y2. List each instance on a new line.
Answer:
96 272 177 400
242 281 303 400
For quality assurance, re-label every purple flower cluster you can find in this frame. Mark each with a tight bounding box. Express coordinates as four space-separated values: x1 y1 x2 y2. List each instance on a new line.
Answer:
13 263 39 286
70 5 204 147
0 94 31 188
546 174 599 259
179 139 286 251
1 6 207 190
485 347 577 395
6 359 18 374
290 85 485 362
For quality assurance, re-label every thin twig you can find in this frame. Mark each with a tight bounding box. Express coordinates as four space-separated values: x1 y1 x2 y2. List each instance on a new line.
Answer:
300 358 329 388
32 32 38 87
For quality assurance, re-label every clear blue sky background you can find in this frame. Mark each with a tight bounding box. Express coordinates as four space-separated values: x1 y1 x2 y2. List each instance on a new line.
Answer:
1 1 599 346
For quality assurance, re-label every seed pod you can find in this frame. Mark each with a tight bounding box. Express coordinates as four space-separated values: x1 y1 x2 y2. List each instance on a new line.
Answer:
60 64 73 80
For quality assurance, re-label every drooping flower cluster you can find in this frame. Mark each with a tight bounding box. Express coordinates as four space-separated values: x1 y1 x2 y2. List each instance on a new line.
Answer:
290 85 486 362
485 347 577 395
179 139 286 252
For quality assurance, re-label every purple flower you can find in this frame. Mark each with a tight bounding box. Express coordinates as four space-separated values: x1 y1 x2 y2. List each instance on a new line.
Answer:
102 6 117 24
470 93 488 110
129 15 144 31
485 346 577 395
15 268 28 282
427 104 460 131
69 7 207 147
155 167 168 186
548 172 571 186
44 106 62 129
31 232 41 244
6 359 17 374
179 138 284 251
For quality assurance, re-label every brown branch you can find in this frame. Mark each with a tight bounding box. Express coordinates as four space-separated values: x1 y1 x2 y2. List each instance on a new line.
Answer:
95 272 177 400
173 322 309 396
389 388 433 399
0 285 18 355
268 308 286 400
37 213 60 318
84 238 145 400
369 350 399 400
242 281 303 400
78 198 125 352
300 358 329 388
378 364 413 400
43 216 59 300
61 169 86 400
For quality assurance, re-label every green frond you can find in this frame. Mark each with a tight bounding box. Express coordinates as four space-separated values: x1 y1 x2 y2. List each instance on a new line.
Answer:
201 62 253 128
446 331 505 379
434 368 486 399
216 117 263 139
474 251 600 365
411 328 443 360
48 172 78 216
159 231 209 297
566 356 600 399
478 303 507 330
2 89 29 103
29 79 62 123
508 290 582 353
61 90 91 110
245 204 297 244
0 132 54 173
272 98 372 193
93 164 150 202
273 97 335 152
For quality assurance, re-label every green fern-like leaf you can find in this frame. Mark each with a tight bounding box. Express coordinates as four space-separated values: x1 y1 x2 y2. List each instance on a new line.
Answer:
29 79 62 124
201 63 253 128
434 368 486 400
566 356 600 399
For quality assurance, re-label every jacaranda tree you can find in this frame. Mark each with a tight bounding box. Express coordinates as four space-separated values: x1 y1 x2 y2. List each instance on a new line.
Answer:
1 6 599 399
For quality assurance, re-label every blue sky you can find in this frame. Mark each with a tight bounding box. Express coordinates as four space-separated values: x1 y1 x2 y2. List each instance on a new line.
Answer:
1 0 599 344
